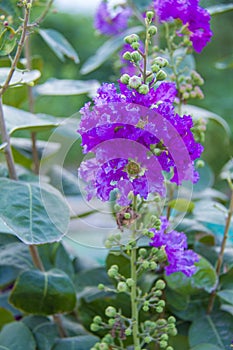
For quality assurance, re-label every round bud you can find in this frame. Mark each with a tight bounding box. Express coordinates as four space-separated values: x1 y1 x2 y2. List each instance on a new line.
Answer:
27 81 34 87
151 64 160 73
196 160 205 168
138 84 149 95
27 3 32 8
93 316 102 324
122 51 132 61
124 34 139 44
105 306 117 318
139 248 147 257
131 42 140 50
125 327 132 336
126 278 135 287
146 11 154 21
168 328 178 336
159 340 168 348
156 70 167 81
167 347 174 350
99 344 109 350
131 51 141 62
155 279 166 290
0 15 5 20
144 336 152 344
142 260 150 269
157 248 167 262
150 261 157 270
148 25 157 36
117 281 128 292
124 212 131 219
98 283 105 290
143 305 149 312
105 240 112 249
128 75 142 89
108 318 116 326
153 57 168 67
3 21 9 26
168 316 176 323
90 323 100 332
156 306 163 313
120 73 130 85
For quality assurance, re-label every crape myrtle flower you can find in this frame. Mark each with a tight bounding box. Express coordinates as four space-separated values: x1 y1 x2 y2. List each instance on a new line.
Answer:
154 0 212 52
94 1 132 36
150 216 199 276
78 81 203 205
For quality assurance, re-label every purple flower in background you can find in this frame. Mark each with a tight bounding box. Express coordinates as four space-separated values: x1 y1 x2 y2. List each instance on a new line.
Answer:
94 1 132 36
78 82 203 204
150 217 199 276
154 0 212 52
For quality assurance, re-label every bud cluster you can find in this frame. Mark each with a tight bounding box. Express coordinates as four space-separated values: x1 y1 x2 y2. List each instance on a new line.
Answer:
176 70 204 102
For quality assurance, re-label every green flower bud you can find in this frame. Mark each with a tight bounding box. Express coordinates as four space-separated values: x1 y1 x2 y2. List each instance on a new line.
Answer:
142 260 150 269
128 75 142 89
156 306 163 313
158 300 165 307
154 290 162 297
139 248 147 257
153 57 168 67
125 327 132 336
124 34 139 44
105 306 117 317
161 334 169 340
148 25 157 36
146 72 154 83
105 239 112 249
99 344 109 350
102 334 114 344
90 323 100 332
157 248 167 262
160 340 168 348
143 305 149 312
131 42 140 50
126 278 135 287
182 91 189 99
151 64 160 73
108 265 119 278
146 11 154 21
156 319 166 326
98 283 105 290
144 336 152 344
168 327 178 336
124 212 131 219
168 316 176 324
196 159 205 168
120 73 130 84
156 70 167 81
93 316 102 324
167 347 174 350
150 261 157 269
155 279 166 290
117 281 128 292
108 318 116 326
131 50 141 62
123 51 132 61
138 84 149 95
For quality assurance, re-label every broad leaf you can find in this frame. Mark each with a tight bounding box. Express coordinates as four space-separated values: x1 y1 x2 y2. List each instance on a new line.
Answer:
0 322 36 350
35 79 100 98
133 0 154 10
0 27 17 56
81 26 143 74
9 269 76 315
39 29 79 63
0 242 33 270
52 335 99 350
0 0 20 18
191 344 223 350
189 311 233 349
168 198 194 213
74 267 111 292
217 290 233 305
0 68 41 86
0 178 70 244
181 104 231 137
47 165 81 196
3 105 59 135
0 308 14 331
165 257 218 295
208 4 233 15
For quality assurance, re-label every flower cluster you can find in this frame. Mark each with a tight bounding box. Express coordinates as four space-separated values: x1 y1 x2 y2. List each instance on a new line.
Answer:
154 0 212 52
94 1 132 36
150 217 199 276
78 82 203 205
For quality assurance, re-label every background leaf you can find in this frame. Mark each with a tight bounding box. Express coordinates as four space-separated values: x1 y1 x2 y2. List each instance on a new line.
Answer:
38 29 79 63
208 4 233 16
0 68 41 86
0 322 36 350
9 269 76 315
0 308 14 331
52 335 99 350
0 178 70 244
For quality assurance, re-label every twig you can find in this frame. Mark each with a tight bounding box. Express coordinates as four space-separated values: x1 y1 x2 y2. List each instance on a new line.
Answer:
35 0 54 25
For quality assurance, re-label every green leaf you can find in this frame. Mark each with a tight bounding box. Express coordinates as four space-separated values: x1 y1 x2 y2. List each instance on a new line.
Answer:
52 335 99 350
0 266 19 288
38 29 79 64
133 0 153 10
0 242 33 270
0 178 70 244
47 165 81 196
181 104 231 138
0 322 36 350
0 308 14 330
220 267 233 289
189 311 233 349
190 344 223 350
0 0 20 18
74 267 111 292
0 68 41 87
3 105 59 135
35 78 99 97
217 289 233 305
0 27 17 56
208 4 233 15
81 26 143 74
215 54 233 70
9 269 76 315
168 198 194 213
165 257 218 295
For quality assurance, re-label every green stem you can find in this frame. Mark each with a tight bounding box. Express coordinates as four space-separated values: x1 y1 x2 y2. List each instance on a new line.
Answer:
131 196 140 349
207 189 233 314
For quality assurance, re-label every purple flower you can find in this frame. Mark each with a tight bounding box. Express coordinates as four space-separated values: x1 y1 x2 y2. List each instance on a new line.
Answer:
150 217 199 276
154 0 212 52
94 1 132 36
78 82 203 204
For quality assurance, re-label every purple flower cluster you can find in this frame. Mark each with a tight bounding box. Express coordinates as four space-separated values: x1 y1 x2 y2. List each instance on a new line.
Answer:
94 1 132 36
154 0 212 52
78 82 203 205
150 217 199 276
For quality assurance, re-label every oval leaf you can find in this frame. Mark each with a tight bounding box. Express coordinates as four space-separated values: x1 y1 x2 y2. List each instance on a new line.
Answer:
0 321 36 350
3 105 59 135
39 29 79 63
217 289 233 306
191 344 223 350
0 68 41 86
9 269 76 315
208 4 233 15
81 26 143 74
52 336 99 350
0 308 14 330
0 27 17 56
0 178 70 244
189 311 233 349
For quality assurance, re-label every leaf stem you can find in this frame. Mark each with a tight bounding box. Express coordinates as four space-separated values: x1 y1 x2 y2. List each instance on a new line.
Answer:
35 0 54 25
131 196 141 349
207 189 233 314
